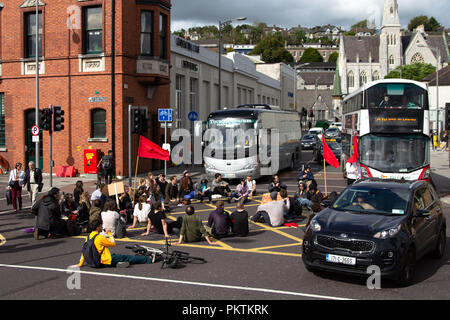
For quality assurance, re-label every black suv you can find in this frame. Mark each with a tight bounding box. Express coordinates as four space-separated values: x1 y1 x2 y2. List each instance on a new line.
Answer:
302 179 446 286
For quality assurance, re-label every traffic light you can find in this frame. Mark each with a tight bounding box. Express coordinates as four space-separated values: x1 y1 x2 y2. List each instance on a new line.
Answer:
40 108 52 131
132 108 148 134
52 106 65 132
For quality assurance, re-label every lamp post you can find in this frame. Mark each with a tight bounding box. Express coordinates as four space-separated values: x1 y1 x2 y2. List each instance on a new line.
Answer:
218 17 247 109
35 1 40 169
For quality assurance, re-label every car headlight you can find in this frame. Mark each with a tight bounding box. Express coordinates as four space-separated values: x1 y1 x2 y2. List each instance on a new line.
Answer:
310 220 322 232
374 225 401 239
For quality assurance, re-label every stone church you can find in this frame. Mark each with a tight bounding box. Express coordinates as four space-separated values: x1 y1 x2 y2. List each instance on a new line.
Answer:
334 0 450 97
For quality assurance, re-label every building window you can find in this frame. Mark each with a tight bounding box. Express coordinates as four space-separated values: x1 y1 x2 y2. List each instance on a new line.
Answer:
347 71 354 88
189 78 198 112
411 52 425 64
140 11 153 56
84 6 102 54
175 75 184 125
25 12 42 58
0 93 4 148
360 71 368 86
159 13 167 59
372 71 380 81
389 55 395 65
91 109 106 138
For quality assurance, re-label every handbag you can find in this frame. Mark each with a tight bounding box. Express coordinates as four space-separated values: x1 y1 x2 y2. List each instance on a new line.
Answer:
5 188 12 205
9 180 19 189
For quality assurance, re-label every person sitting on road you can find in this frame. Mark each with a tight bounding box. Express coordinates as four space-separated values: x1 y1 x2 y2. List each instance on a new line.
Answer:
268 175 287 199
211 173 232 198
297 166 314 187
279 189 292 220
176 206 215 245
194 178 213 202
128 195 152 229
295 181 313 211
88 199 102 229
246 175 257 197
250 192 286 227
90 183 107 210
207 201 232 239
307 180 324 205
101 199 120 237
230 179 249 203
143 201 183 238
74 219 153 268
165 176 181 204
32 187 67 240
230 201 249 237
60 193 79 219
179 170 194 199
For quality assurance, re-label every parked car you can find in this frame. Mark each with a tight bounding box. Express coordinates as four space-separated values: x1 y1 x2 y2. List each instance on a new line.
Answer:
302 179 446 286
313 138 342 163
325 127 341 138
308 127 324 140
301 134 320 150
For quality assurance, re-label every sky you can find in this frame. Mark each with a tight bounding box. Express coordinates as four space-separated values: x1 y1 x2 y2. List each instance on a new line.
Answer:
171 0 450 32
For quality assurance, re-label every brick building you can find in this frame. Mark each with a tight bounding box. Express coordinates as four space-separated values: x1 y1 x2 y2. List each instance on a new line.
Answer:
0 0 171 177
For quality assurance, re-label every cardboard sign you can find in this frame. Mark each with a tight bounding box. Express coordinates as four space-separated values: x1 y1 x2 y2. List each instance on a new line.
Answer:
107 181 125 196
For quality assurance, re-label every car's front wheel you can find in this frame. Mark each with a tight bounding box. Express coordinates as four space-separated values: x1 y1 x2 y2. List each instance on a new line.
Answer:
397 247 416 287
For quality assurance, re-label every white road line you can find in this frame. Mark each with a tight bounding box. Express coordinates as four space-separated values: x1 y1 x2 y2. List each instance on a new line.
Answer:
0 263 354 300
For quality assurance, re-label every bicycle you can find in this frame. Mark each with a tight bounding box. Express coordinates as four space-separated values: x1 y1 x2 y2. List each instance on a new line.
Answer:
125 243 164 263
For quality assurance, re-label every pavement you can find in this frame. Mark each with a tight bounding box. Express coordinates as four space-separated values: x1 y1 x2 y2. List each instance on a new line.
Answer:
430 147 450 202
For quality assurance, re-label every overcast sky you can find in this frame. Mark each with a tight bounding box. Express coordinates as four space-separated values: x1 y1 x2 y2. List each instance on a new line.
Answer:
171 0 450 32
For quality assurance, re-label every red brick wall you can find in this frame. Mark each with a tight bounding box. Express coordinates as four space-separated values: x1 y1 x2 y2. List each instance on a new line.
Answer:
0 0 171 177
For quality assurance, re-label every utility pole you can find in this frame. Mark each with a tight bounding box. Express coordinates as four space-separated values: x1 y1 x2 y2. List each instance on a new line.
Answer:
35 1 40 169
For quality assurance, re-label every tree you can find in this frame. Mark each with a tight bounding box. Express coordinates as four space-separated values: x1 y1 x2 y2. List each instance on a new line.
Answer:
408 15 442 32
299 48 324 63
351 19 368 29
249 33 294 63
385 63 436 81
328 52 339 63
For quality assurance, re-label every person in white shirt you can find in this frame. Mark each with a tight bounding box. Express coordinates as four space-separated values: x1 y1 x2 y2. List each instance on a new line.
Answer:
9 162 25 211
346 161 361 186
246 175 257 197
250 193 286 227
128 195 152 229
101 199 120 236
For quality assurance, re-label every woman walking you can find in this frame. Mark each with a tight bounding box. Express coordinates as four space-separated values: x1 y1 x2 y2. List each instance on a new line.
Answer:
9 162 25 212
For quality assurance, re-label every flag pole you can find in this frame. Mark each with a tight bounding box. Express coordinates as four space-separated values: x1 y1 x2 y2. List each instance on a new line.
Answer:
323 154 327 196
132 136 141 204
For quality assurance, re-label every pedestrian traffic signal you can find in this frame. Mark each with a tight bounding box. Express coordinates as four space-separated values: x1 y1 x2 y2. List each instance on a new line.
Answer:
40 108 52 131
52 106 65 132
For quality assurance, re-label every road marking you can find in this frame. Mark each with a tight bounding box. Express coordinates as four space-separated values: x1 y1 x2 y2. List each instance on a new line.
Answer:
0 233 5 246
0 263 354 300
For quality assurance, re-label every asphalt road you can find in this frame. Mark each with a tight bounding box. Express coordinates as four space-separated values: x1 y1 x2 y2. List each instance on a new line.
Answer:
0 150 449 306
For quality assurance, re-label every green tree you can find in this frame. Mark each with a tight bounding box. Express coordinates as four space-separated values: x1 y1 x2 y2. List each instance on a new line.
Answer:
249 33 294 63
351 19 368 29
328 52 339 63
425 17 442 32
408 15 442 32
385 63 436 81
299 48 324 63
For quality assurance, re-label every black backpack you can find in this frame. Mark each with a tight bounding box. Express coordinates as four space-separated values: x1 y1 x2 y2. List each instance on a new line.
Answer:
81 234 104 268
102 156 113 170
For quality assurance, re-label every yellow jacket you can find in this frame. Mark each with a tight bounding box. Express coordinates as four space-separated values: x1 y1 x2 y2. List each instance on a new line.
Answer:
78 231 116 267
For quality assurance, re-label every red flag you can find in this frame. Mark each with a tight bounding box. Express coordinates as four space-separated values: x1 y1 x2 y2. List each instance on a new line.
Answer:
138 135 170 161
322 135 340 168
346 133 359 164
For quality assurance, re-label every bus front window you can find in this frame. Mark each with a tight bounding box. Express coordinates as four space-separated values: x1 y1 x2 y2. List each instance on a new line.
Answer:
360 135 429 173
366 83 428 109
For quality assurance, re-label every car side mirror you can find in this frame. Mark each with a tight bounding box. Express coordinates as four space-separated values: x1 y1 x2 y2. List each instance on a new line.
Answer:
414 209 430 218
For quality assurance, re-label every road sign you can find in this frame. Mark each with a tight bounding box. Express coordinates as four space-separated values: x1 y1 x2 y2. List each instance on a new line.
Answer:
188 111 199 122
158 108 173 122
31 125 40 136
32 135 40 143
162 143 171 154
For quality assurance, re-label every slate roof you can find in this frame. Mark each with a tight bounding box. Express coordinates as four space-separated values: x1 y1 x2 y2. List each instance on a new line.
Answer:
343 36 380 63
422 65 450 86
298 72 335 86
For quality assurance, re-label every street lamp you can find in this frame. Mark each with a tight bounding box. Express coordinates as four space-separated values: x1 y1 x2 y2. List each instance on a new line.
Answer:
218 17 247 109
419 45 441 134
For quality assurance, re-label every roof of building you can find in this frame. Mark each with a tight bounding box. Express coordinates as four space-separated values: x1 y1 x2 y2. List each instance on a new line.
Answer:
298 71 335 86
343 36 380 63
422 65 450 86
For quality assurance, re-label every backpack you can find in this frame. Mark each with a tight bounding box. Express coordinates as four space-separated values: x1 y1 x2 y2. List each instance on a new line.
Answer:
81 234 104 268
115 217 127 239
102 156 113 170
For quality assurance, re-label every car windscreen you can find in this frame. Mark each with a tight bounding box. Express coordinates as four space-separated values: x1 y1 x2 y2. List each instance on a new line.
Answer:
302 135 316 140
333 186 410 215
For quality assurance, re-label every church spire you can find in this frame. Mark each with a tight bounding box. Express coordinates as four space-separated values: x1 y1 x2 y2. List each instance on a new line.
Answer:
382 0 400 28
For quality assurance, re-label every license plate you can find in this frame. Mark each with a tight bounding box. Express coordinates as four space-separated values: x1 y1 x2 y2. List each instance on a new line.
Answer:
326 254 356 266
224 173 235 178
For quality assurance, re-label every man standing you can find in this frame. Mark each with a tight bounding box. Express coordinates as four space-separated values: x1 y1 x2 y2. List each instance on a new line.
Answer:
98 150 114 185
24 161 43 206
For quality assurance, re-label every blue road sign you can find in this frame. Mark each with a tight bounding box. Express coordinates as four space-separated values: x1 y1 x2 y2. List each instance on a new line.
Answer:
158 109 172 122
188 111 199 122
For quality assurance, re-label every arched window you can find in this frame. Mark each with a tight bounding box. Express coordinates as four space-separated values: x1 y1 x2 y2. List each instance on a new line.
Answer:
389 55 395 65
91 108 106 138
347 71 355 88
372 71 380 81
411 52 425 64
360 71 368 86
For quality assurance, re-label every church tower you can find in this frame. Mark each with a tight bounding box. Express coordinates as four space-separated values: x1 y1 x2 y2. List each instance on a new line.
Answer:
379 0 402 77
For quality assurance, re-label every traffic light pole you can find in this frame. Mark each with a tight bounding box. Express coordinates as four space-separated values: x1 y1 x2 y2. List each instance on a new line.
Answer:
128 104 132 186
49 104 53 188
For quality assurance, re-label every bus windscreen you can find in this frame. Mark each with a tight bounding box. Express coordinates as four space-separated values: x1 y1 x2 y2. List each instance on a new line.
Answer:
366 83 428 109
